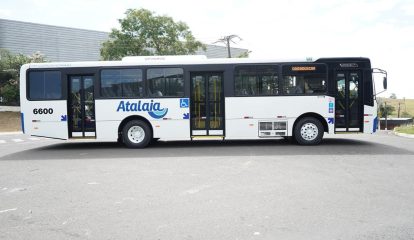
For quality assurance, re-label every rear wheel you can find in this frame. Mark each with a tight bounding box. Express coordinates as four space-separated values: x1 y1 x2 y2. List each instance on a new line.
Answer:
293 117 324 145
122 120 152 148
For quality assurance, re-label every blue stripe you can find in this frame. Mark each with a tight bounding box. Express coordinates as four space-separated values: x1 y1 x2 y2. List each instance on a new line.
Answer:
21 113 25 133
373 116 378 133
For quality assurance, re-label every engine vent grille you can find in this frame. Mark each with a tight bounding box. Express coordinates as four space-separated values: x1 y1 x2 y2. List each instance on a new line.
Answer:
259 122 273 131
274 122 287 130
258 121 288 137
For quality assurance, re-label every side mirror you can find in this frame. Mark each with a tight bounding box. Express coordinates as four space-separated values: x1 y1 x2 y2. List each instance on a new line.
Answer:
372 68 387 96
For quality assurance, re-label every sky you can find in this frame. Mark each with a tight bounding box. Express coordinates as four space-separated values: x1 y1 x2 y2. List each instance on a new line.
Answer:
1 0 414 98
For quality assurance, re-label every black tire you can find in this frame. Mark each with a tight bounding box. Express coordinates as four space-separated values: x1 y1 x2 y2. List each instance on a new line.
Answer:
122 120 152 148
293 117 324 145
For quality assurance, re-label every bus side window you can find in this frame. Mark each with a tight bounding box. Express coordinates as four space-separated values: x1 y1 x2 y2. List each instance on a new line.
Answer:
28 71 62 100
147 68 184 97
234 65 278 96
282 64 327 95
101 68 143 98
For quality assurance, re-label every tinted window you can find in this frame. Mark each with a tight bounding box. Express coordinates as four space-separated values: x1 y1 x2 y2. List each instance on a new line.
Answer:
282 65 327 95
147 68 184 97
235 66 278 96
29 71 62 100
101 69 143 98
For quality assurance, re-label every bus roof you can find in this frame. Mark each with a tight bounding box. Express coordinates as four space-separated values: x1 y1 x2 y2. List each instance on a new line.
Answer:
25 56 371 69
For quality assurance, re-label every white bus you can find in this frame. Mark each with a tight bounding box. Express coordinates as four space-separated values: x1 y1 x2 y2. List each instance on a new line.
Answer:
19 56 387 148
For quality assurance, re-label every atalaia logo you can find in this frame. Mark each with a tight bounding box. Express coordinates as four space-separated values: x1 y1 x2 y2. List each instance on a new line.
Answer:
116 100 168 119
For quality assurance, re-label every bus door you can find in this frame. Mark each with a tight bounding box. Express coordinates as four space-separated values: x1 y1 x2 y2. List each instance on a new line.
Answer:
335 71 362 132
190 72 224 137
68 75 96 138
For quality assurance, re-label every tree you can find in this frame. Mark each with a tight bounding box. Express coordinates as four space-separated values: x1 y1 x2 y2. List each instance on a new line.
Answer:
101 9 205 60
214 35 242 58
400 111 413 118
378 102 395 118
29 51 47 63
1 83 19 104
237 50 251 58
0 49 47 105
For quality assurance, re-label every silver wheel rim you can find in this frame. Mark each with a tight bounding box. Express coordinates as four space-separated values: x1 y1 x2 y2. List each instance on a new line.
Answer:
127 126 145 143
300 123 318 141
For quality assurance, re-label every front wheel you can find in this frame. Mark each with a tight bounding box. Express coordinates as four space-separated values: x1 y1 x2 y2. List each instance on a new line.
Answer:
122 120 152 148
293 117 324 145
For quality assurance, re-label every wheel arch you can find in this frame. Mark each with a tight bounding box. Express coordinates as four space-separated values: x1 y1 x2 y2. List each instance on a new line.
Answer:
292 112 328 134
118 115 153 141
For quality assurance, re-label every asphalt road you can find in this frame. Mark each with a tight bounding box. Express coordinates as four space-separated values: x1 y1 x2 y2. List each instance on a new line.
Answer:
0 132 413 240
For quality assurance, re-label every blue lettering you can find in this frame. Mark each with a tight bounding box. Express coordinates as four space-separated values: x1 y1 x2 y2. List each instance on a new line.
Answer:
116 100 167 119
137 100 142 111
153 102 161 111
117 101 125 112
142 102 149 111
131 103 137 111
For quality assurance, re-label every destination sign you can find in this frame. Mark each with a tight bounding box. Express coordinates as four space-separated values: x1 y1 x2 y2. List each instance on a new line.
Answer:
291 66 316 71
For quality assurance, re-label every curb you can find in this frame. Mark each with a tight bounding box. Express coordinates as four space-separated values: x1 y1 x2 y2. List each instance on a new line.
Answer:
393 131 414 139
0 106 20 112
0 131 23 135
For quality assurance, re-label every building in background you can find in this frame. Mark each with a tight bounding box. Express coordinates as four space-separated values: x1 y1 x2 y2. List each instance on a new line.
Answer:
0 18 248 62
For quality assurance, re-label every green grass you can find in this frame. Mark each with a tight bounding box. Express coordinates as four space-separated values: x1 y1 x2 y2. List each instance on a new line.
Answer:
395 125 414 135
378 98 414 118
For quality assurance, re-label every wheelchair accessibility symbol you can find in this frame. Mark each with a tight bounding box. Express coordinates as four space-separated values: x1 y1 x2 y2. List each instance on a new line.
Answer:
180 98 189 108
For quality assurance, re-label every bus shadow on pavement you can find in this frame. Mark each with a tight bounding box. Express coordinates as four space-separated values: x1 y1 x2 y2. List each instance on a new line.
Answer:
1 138 413 161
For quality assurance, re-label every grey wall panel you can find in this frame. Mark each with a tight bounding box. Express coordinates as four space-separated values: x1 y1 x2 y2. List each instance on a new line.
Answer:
0 18 248 61
0 19 108 61
196 45 247 58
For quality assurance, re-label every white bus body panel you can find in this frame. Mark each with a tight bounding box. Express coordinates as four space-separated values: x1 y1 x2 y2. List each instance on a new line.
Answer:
225 96 335 139
94 98 190 141
21 100 69 139
19 64 69 139
363 101 378 134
